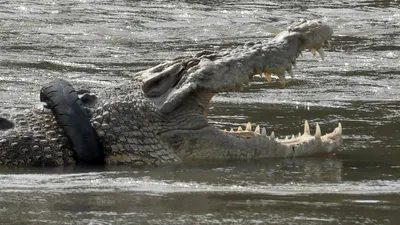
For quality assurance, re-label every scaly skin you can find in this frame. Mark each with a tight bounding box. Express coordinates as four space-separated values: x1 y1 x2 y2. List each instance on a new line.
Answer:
0 19 343 167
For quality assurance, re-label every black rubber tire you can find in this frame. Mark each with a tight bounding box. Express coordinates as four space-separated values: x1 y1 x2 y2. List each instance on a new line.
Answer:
40 78 104 165
0 117 14 130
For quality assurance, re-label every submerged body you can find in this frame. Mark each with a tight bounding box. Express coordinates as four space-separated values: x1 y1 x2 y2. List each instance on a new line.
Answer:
0 20 342 166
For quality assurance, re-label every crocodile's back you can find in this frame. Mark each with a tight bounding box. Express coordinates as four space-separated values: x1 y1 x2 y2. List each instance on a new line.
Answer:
0 109 75 166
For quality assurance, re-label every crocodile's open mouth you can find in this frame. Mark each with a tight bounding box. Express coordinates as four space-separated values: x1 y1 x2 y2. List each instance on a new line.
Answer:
191 45 342 155
142 19 343 155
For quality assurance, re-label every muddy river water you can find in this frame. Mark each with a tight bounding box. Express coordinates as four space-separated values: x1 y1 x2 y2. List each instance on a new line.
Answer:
0 0 400 224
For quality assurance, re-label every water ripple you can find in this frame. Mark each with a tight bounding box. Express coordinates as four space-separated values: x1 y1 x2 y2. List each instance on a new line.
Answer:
0 172 399 195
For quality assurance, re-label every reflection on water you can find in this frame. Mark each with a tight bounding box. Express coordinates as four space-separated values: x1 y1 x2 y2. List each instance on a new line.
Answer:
1 158 345 192
1 0 400 224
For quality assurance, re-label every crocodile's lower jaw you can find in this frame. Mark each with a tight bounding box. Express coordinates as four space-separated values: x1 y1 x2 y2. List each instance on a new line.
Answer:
223 120 342 152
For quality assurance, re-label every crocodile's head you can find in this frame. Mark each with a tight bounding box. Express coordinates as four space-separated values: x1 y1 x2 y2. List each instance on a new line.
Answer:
136 19 342 158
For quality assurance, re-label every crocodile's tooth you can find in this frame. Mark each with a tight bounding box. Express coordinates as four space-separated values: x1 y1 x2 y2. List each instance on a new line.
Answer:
287 68 294 78
311 48 317 56
263 72 272 83
291 58 297 69
278 74 286 87
315 123 321 138
238 126 243 131
304 120 310 135
230 128 234 132
337 122 342 135
255 125 260 134
317 48 325 60
285 63 292 70
298 132 301 137
270 131 275 139
292 134 295 139
326 40 331 48
285 136 288 140
223 129 227 132
246 122 252 131
261 127 267 136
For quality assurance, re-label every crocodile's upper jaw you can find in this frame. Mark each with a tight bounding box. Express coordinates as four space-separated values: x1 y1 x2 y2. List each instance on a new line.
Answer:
139 19 333 113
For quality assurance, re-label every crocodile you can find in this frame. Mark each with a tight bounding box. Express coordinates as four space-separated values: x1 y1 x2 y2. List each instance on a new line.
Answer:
0 19 343 167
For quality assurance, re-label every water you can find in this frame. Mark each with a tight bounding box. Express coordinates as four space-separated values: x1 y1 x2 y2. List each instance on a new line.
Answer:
1 0 400 224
